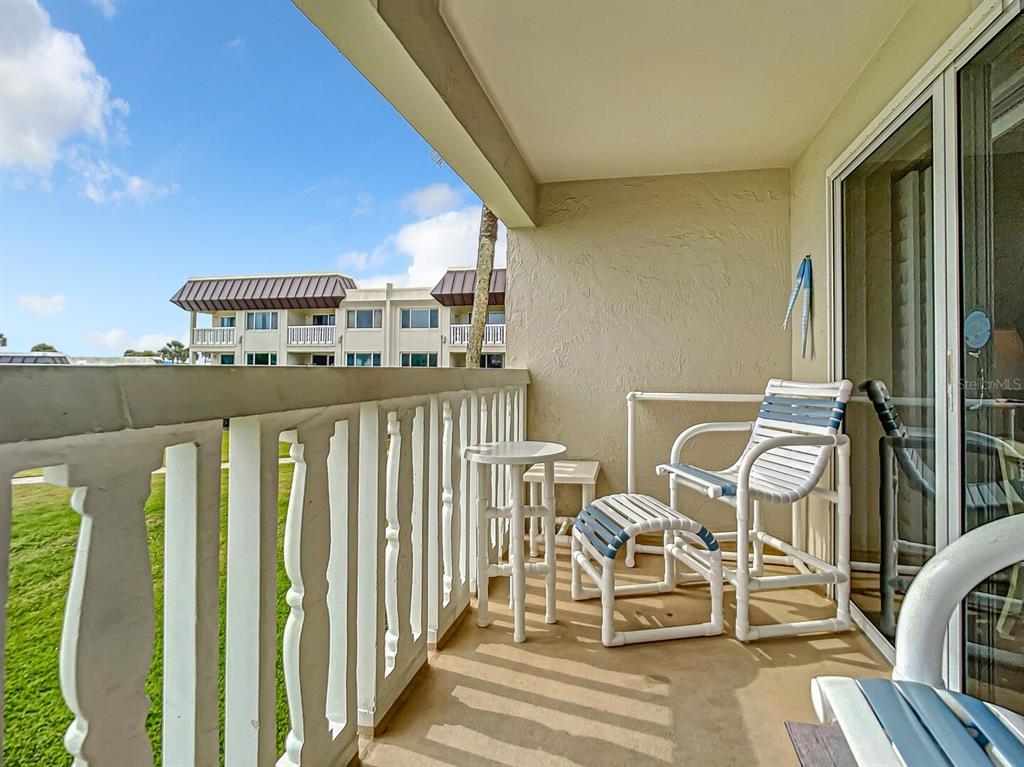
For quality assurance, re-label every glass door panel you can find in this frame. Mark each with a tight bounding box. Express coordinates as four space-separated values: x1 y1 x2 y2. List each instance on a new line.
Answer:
958 14 1024 713
842 100 936 642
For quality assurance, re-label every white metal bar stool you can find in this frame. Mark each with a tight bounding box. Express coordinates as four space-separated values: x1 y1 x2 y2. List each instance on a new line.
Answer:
464 441 566 642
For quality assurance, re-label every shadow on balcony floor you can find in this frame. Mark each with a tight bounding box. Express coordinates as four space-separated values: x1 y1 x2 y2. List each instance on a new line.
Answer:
360 549 888 766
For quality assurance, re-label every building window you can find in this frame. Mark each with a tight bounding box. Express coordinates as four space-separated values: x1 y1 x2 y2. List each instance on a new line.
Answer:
312 314 335 326
400 307 439 329
311 354 334 366
245 311 278 331
220 353 235 365
482 353 504 369
466 309 506 325
401 352 438 367
219 316 236 328
245 352 277 366
346 308 382 329
346 352 381 367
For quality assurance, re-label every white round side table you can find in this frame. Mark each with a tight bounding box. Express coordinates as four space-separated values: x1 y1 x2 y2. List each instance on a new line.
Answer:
464 440 566 643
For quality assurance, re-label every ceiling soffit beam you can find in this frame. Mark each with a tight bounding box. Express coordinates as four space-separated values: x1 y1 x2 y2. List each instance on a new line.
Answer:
294 0 537 228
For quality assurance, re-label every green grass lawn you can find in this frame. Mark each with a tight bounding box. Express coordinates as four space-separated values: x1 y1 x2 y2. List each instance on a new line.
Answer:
5 464 296 765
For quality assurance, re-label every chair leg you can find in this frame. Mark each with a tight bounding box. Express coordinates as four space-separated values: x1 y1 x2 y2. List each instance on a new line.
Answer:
601 559 617 647
571 531 583 600
476 462 490 628
735 488 751 641
835 441 852 629
752 500 764 576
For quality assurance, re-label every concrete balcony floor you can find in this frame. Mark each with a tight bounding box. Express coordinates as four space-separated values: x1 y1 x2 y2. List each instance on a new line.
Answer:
361 548 889 766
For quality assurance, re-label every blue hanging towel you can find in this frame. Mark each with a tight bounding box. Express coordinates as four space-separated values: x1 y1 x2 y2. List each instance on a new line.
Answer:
783 256 813 358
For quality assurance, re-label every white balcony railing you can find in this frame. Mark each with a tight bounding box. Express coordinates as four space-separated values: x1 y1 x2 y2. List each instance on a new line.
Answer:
287 325 335 346
192 326 236 346
0 366 527 766
448 323 505 346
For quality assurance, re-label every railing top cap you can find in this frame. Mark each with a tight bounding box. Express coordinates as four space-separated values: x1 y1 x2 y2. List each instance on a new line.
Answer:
0 366 529 444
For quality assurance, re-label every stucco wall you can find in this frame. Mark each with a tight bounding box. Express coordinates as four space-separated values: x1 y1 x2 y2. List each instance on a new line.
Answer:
507 169 791 531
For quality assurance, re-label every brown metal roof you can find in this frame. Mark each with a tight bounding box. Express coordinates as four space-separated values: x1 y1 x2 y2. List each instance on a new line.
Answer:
170 273 357 312
0 354 70 365
430 268 506 307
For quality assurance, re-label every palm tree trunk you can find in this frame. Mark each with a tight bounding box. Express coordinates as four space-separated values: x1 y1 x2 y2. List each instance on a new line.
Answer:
466 205 498 368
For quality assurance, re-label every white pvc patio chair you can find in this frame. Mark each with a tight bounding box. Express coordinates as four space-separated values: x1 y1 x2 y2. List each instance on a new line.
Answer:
811 514 1024 766
656 378 854 641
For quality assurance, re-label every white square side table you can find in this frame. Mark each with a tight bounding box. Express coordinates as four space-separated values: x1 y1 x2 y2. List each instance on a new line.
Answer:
524 459 601 556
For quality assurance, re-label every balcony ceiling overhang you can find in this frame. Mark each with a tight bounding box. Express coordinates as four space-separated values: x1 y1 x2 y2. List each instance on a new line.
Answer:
296 0 914 225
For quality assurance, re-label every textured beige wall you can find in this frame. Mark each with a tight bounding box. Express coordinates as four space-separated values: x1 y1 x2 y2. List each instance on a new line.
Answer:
507 169 791 531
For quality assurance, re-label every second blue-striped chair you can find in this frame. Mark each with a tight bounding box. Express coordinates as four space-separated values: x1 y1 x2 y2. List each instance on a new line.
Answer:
656 379 854 641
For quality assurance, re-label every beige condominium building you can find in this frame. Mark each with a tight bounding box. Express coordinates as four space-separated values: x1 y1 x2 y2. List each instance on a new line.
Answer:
170 267 506 368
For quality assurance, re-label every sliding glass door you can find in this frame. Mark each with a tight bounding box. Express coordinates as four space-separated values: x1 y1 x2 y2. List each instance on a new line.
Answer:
841 98 938 644
957 13 1024 714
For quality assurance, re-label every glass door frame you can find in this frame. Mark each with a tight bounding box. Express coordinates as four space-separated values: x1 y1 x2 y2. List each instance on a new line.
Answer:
826 0 1021 690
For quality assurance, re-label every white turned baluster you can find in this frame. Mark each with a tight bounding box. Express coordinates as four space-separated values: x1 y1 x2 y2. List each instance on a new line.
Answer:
356 404 380 727
325 418 357 745
441 400 455 605
280 422 339 767
409 406 425 642
458 397 470 593
226 417 281 766
427 396 441 645
468 391 480 594
163 425 221 767
50 449 163 767
383 412 401 674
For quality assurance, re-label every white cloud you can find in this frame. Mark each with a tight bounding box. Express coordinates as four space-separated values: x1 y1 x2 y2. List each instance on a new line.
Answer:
136 333 177 350
354 192 373 216
0 0 177 202
65 147 179 205
18 293 65 316
87 0 118 19
394 206 506 286
87 329 128 349
0 0 124 173
223 37 245 53
401 183 463 218
87 329 178 351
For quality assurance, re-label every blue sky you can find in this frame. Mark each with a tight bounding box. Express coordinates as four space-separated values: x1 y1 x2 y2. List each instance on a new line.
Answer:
0 0 505 355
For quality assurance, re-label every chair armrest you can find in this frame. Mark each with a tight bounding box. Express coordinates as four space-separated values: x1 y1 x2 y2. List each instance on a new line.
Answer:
893 514 1024 688
736 433 848 489
667 421 753 466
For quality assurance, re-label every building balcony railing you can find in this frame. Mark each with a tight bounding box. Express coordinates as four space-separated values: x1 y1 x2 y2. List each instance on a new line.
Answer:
448 323 505 346
287 324 335 346
192 326 236 346
0 366 527 765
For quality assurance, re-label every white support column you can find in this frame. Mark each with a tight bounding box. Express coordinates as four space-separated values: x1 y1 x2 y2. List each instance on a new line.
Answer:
49 448 163 767
163 424 221 767
225 416 281 766
427 396 442 645
468 391 480 595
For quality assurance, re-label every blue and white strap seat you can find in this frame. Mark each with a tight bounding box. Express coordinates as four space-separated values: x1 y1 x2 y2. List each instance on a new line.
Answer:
812 677 1024 767
654 379 854 641
570 493 723 647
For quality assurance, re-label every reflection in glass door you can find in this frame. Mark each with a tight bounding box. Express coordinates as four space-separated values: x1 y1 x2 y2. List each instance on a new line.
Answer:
842 101 936 643
958 14 1024 714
